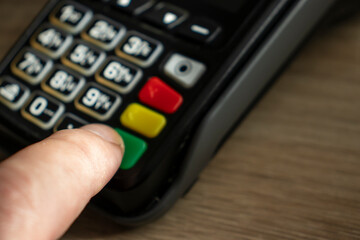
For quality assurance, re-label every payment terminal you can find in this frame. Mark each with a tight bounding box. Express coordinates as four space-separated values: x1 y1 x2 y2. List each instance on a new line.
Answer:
0 0 335 225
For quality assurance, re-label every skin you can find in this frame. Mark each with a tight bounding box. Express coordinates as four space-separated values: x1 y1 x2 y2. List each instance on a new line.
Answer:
0 124 124 240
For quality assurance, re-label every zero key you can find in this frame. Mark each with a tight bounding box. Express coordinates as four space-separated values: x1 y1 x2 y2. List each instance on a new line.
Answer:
21 92 65 130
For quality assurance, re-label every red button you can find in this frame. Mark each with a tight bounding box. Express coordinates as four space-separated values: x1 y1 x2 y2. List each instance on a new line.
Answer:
139 77 183 114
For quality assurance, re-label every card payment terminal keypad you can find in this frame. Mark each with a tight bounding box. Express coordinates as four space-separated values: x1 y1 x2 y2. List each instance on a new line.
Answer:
0 0 211 172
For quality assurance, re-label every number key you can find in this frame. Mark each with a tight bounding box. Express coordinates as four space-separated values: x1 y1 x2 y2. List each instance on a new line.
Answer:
31 24 73 59
21 92 65 130
81 15 126 50
95 57 142 94
50 1 93 34
75 83 121 121
116 32 163 67
11 48 53 85
41 65 85 102
62 41 106 76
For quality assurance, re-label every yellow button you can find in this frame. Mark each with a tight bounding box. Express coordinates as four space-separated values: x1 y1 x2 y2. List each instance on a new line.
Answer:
121 103 166 138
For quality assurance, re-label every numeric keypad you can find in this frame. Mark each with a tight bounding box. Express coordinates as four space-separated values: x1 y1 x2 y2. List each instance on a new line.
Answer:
0 0 210 172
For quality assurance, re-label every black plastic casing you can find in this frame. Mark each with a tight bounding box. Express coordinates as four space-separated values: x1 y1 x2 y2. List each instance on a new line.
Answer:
0 0 335 225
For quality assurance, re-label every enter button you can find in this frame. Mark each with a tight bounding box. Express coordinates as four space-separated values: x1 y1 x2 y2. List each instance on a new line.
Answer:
115 128 147 170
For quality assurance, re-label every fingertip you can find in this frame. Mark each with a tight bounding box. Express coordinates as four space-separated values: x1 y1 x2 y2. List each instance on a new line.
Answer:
0 124 126 239
80 124 125 154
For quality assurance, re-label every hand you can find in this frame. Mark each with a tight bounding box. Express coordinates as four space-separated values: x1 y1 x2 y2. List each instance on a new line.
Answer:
0 124 124 240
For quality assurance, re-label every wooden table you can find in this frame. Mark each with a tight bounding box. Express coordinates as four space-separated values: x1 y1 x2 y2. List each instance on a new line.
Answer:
1 1 360 239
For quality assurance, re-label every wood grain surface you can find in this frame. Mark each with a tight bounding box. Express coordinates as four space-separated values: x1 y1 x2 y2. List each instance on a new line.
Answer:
1 1 360 239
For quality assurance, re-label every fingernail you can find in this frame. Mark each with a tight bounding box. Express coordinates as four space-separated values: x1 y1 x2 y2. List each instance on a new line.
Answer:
81 124 125 153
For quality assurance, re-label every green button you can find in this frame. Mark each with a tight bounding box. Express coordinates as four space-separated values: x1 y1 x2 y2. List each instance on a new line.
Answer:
115 128 147 170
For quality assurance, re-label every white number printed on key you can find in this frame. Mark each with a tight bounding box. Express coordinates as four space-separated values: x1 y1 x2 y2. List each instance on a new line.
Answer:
82 88 112 111
82 88 100 107
18 52 43 75
103 62 133 83
60 5 82 24
89 21 117 42
29 97 48 116
123 36 152 57
70 45 97 66
38 28 63 48
50 71 76 92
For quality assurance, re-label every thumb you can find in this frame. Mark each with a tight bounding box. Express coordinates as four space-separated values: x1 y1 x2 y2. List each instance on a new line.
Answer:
0 124 124 240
